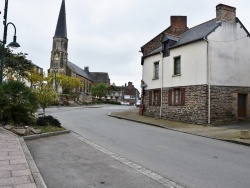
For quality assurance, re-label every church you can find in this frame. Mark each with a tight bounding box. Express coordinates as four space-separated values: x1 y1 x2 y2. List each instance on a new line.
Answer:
48 0 110 101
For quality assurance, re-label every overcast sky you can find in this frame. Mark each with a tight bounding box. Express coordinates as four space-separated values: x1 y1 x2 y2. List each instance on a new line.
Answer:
1 0 250 90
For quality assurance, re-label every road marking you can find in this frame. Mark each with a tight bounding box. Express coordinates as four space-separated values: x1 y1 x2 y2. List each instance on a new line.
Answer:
71 132 185 188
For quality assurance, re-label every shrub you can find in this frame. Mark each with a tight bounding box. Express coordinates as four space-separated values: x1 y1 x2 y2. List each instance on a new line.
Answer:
36 115 62 127
36 117 48 126
0 80 39 125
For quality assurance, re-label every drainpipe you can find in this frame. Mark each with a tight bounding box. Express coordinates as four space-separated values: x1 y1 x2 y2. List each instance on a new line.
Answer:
204 37 211 125
160 51 163 119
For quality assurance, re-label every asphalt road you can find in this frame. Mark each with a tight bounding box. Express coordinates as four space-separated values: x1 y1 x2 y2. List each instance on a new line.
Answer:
35 105 250 188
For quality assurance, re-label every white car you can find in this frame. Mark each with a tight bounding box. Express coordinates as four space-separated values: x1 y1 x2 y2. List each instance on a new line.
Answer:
135 100 141 107
120 101 130 105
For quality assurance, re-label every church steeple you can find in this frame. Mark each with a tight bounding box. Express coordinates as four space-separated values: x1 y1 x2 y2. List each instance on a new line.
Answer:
54 0 67 38
49 0 68 74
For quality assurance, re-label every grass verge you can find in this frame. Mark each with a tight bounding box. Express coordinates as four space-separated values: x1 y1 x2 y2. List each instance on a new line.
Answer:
33 125 66 133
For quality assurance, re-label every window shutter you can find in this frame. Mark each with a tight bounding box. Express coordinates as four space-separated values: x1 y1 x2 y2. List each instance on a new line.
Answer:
149 90 152 106
158 89 161 106
180 88 185 105
168 89 172 106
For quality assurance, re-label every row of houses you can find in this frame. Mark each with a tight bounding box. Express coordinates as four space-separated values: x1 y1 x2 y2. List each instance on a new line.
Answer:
140 4 250 125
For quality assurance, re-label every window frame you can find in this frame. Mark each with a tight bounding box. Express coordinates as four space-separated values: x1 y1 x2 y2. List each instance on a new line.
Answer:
173 56 181 76
149 89 161 106
168 87 185 106
153 61 159 79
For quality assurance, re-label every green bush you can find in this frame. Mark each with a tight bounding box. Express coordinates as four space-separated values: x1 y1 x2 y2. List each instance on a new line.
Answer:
36 115 61 127
0 80 39 125
36 117 48 126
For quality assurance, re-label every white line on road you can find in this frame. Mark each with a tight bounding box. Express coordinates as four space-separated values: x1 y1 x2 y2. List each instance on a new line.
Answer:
71 131 186 188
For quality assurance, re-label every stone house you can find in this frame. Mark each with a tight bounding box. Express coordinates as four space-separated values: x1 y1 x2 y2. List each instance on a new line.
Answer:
118 82 140 105
140 4 250 124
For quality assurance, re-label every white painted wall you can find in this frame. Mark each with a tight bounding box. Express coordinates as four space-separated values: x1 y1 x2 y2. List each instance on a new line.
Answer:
142 53 162 90
208 21 250 86
165 41 207 87
142 40 207 90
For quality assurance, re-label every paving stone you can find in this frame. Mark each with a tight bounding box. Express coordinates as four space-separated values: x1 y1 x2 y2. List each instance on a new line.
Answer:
0 160 9 166
0 176 32 186
0 152 8 156
7 145 21 149
0 155 23 161
0 148 21 152
8 151 24 156
0 171 11 178
12 169 32 177
1 185 13 188
14 183 37 188
0 164 27 171
10 159 27 165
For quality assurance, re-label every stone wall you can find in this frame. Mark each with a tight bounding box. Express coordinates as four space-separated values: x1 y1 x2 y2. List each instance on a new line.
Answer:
143 85 208 124
142 85 250 125
210 86 250 124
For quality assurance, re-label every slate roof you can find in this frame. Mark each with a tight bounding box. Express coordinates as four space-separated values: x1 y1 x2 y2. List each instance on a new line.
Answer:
171 19 221 48
67 61 91 80
90 72 110 83
147 46 162 56
54 0 67 38
162 35 179 43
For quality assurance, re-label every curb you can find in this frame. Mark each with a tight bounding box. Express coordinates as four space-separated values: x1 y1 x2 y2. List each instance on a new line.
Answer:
108 114 250 147
23 130 71 140
19 138 47 188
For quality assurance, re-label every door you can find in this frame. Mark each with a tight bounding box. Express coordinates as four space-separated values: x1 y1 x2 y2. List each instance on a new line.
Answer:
238 94 247 118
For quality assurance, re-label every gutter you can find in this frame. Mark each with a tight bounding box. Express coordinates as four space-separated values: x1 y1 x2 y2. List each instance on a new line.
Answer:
204 37 211 125
160 51 163 119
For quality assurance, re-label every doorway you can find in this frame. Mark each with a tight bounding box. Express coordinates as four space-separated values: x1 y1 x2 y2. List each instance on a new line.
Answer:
238 94 247 118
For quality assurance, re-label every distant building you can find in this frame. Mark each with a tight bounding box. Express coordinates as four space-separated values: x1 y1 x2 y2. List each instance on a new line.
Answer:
117 82 140 105
48 0 110 101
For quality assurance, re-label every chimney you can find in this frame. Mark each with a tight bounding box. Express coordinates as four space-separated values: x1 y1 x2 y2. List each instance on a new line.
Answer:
170 16 187 29
216 4 236 23
84 66 89 74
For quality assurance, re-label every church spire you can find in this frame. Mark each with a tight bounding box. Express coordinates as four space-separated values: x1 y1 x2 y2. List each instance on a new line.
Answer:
54 0 67 38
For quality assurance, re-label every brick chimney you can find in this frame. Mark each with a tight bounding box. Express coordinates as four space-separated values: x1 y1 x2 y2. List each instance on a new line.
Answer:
216 4 236 23
84 66 89 74
170 16 187 30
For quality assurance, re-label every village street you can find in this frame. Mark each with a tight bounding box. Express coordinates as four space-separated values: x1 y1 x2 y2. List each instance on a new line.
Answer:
27 105 250 188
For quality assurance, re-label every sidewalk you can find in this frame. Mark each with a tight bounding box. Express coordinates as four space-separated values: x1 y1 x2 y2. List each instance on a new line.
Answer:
109 108 250 146
0 127 46 188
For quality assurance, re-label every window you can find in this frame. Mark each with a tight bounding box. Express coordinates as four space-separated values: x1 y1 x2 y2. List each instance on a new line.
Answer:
154 62 159 79
168 88 185 106
54 61 59 68
149 89 161 106
174 56 181 75
56 41 61 50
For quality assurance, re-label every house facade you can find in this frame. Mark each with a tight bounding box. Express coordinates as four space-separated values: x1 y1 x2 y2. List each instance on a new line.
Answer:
118 82 140 105
141 4 250 124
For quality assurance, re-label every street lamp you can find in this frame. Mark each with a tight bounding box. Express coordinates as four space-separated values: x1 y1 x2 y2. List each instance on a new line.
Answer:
0 0 20 84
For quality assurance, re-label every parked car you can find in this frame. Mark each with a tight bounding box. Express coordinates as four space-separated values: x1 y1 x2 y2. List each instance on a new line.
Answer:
120 101 130 105
135 100 141 107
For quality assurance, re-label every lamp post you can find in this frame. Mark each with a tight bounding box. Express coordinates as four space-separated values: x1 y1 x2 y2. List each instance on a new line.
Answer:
0 0 20 84
53 70 57 92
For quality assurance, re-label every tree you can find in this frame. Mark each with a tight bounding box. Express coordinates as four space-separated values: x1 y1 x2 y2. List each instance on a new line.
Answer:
26 69 44 89
91 83 106 98
0 80 39 125
4 52 33 81
34 84 58 116
47 73 83 95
